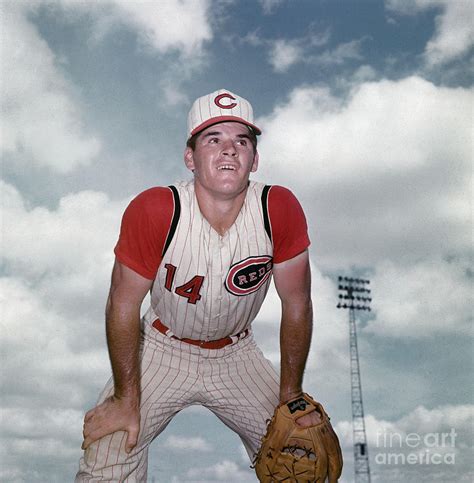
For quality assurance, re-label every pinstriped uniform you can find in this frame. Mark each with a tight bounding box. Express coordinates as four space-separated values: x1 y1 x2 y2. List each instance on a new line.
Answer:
144 180 273 340
76 181 281 482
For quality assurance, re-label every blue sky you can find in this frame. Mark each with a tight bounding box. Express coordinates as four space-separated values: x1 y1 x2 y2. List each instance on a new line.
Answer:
1 0 473 482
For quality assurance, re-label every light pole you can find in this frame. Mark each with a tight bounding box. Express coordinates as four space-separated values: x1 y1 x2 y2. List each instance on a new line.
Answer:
337 276 372 483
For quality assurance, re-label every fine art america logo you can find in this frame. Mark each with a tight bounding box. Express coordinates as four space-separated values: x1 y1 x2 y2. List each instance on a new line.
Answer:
375 428 457 466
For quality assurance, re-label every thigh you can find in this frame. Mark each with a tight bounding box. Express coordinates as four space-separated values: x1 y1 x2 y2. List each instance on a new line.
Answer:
76 334 199 481
203 344 280 458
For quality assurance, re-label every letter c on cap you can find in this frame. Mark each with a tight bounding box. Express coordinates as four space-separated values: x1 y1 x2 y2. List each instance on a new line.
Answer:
214 93 237 109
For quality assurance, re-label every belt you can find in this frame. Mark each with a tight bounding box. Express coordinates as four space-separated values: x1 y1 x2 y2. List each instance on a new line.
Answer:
152 318 250 349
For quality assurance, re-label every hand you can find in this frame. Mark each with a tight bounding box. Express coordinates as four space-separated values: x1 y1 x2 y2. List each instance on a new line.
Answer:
82 395 140 453
296 409 323 428
280 391 323 428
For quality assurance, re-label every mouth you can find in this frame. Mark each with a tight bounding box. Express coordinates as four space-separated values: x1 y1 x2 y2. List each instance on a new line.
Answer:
216 164 237 171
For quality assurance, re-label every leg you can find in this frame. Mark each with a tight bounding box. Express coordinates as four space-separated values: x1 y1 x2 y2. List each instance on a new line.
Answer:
202 341 280 459
76 333 199 482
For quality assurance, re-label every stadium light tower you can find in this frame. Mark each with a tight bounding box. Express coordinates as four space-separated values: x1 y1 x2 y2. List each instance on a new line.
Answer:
337 276 372 483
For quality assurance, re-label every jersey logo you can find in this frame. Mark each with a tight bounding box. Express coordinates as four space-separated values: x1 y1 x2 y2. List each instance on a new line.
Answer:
225 255 273 296
214 93 237 110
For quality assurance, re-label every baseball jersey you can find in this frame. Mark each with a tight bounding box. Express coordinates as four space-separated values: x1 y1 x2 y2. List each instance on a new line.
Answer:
115 180 310 340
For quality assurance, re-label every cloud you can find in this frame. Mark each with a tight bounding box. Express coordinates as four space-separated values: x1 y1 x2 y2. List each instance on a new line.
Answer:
269 39 304 72
0 181 128 480
253 260 351 417
386 0 474 66
164 435 213 452
1 407 82 449
0 3 101 173
255 76 472 268
0 275 110 409
0 0 215 176
369 257 472 338
0 275 109 481
184 459 256 482
2 180 123 294
1 180 127 403
336 404 474 482
41 0 213 58
107 0 213 57
267 29 336 72
259 0 284 15
313 38 366 66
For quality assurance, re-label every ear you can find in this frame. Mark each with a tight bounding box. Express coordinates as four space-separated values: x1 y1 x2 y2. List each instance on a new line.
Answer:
184 147 195 171
250 151 259 173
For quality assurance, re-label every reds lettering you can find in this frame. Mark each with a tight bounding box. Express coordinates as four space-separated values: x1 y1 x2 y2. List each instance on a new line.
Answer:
214 93 237 109
225 256 273 296
236 264 271 286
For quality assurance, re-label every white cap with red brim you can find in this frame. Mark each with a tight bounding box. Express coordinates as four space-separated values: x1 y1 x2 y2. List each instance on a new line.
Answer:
187 88 262 138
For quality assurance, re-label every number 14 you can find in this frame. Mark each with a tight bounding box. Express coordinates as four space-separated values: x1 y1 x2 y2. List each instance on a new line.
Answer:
164 263 204 305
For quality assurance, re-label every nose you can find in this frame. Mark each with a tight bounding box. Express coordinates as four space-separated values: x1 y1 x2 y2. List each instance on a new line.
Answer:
222 140 237 157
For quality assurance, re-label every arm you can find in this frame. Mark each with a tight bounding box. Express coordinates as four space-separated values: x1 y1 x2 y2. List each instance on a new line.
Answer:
273 249 321 427
82 259 153 452
273 249 313 404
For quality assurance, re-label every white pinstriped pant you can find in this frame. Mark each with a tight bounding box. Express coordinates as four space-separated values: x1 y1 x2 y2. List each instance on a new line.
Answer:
76 324 280 482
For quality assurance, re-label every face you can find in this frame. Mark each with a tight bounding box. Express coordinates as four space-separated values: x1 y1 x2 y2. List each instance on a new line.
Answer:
184 122 259 199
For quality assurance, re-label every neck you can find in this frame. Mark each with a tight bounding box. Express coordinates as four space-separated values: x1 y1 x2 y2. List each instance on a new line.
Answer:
194 183 248 235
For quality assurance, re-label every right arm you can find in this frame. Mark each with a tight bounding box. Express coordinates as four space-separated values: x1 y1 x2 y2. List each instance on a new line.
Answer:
82 260 153 452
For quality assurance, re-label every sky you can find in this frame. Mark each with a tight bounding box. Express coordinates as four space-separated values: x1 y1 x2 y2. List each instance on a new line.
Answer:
0 0 473 481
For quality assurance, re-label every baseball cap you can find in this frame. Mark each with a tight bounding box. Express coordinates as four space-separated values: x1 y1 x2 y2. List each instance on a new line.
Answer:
187 88 262 138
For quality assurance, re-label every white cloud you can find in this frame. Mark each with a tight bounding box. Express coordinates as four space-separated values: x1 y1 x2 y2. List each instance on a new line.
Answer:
259 0 284 15
369 257 472 338
108 0 213 57
1 180 126 400
386 0 474 66
255 76 472 268
185 459 256 482
268 30 350 73
0 181 127 480
41 0 213 58
164 435 213 452
0 3 101 173
269 39 304 72
258 76 472 180
2 180 123 283
255 260 348 365
254 260 351 414
395 404 474 435
314 38 365 66
0 276 110 408
1 407 83 445
336 404 474 482
161 82 190 107
0 0 215 175
0 274 109 481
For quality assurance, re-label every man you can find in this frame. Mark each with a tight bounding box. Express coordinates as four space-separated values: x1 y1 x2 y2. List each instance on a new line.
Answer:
77 89 324 481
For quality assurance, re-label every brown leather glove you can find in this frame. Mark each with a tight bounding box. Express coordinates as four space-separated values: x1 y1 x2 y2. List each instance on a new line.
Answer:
254 393 343 482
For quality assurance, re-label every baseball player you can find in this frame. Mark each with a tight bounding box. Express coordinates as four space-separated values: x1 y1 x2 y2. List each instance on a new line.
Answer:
77 89 325 481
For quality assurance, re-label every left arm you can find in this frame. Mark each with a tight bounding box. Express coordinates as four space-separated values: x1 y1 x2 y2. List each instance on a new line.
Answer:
273 249 313 403
273 249 321 426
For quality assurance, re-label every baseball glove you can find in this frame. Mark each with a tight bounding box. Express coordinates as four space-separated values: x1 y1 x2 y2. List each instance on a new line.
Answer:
254 393 343 482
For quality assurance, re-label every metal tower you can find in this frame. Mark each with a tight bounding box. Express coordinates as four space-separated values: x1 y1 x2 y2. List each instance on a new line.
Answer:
337 276 372 483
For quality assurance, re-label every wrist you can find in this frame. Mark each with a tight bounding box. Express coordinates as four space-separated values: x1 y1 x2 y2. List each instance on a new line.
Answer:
279 389 304 404
113 392 140 408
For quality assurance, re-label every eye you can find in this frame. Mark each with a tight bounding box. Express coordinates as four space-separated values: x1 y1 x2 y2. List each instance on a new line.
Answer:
236 139 248 146
209 137 219 144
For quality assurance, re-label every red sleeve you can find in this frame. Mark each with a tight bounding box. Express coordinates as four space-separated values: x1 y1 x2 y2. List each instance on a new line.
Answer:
114 187 174 280
268 185 311 264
